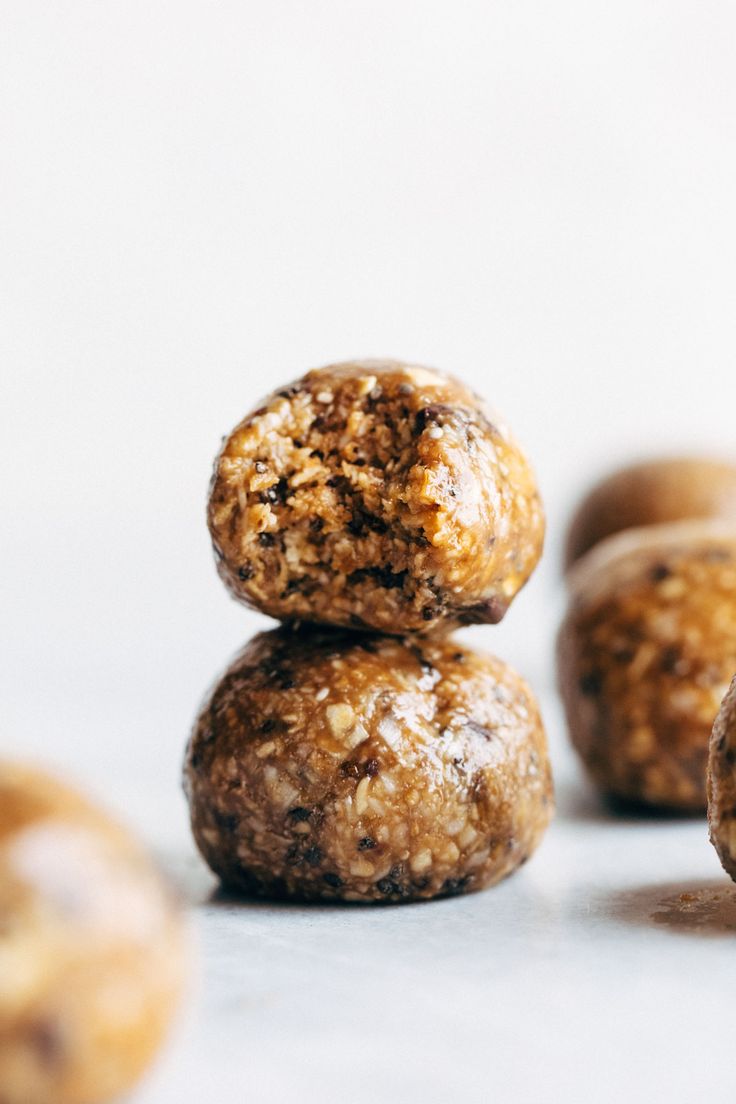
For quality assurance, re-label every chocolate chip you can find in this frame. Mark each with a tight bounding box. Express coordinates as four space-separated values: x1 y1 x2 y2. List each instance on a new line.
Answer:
288 807 311 822
358 837 376 850
422 608 436 621
238 563 254 581
348 565 406 590
260 719 276 733
258 532 276 547
579 670 604 697
310 516 325 533
29 1021 64 1067
304 846 322 866
459 596 507 624
340 756 380 780
650 563 672 582
376 567 407 590
260 478 289 505
323 872 343 888
442 875 470 896
213 809 238 832
415 403 456 432
660 646 684 675
347 510 388 537
411 647 435 677
377 877 400 896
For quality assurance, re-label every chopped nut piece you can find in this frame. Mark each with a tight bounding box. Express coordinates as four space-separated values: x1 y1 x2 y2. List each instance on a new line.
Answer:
326 703 355 737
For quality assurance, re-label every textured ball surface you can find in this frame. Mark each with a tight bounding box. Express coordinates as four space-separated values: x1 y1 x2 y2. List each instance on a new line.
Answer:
208 359 544 634
708 677 736 879
185 626 553 903
0 762 187 1104
558 522 736 811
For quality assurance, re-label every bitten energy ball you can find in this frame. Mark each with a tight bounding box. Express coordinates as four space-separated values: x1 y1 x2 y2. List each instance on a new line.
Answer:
708 677 736 880
564 456 736 570
558 522 736 811
0 762 187 1104
208 359 544 634
184 626 553 903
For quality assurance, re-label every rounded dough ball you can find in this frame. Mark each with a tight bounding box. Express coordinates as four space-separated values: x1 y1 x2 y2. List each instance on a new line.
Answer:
208 359 544 634
557 522 736 811
564 457 736 571
184 626 553 903
708 676 736 879
0 762 187 1104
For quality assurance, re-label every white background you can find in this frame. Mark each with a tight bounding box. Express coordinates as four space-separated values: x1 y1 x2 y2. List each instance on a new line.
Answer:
3 4 736 1102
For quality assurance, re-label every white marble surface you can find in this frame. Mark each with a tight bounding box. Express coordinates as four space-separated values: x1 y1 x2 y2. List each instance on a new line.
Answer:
121 698 736 1104
5 3 736 1100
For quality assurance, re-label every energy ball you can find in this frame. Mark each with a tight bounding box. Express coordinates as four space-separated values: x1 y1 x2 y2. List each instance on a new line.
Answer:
564 456 736 571
0 762 187 1104
184 626 553 903
208 359 544 634
558 522 736 811
708 677 736 880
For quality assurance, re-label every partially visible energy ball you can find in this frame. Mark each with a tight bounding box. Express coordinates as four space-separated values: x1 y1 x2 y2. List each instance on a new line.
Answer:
184 626 553 903
0 762 187 1104
208 360 544 634
558 523 736 811
708 677 736 880
563 456 736 571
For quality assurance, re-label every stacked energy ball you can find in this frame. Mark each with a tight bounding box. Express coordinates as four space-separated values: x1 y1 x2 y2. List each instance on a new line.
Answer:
184 360 553 903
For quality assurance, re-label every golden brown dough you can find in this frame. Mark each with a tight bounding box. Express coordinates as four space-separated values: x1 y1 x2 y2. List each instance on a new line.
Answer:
708 677 736 879
184 625 553 902
0 763 187 1104
564 456 736 570
208 359 544 634
557 522 736 811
